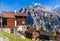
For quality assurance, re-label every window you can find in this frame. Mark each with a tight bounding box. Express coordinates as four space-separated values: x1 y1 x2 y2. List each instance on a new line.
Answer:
22 20 25 24
17 20 22 25
3 18 7 27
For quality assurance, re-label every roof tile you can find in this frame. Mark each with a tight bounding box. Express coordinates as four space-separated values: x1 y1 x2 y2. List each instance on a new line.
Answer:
2 11 28 18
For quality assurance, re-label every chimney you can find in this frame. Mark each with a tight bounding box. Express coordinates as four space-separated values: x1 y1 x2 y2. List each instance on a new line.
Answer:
14 10 16 13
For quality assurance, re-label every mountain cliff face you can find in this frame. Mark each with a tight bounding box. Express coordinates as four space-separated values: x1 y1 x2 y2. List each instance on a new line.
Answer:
19 3 60 32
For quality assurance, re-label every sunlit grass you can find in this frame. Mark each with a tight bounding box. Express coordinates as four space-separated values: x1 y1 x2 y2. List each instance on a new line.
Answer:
2 30 33 41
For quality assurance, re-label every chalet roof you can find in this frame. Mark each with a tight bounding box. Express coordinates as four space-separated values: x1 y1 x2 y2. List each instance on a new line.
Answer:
2 11 28 18
2 11 15 18
26 29 53 36
14 12 28 17
40 31 53 36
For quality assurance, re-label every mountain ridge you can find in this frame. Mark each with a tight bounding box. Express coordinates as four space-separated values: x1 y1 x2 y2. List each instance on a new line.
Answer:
19 3 60 31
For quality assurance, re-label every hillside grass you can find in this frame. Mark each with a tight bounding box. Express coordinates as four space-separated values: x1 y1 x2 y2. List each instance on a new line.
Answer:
1 31 33 41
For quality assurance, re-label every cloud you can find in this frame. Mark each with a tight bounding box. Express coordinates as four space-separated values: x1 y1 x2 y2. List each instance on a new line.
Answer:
54 5 60 9
34 3 39 6
46 5 60 10
45 6 52 10
33 2 41 6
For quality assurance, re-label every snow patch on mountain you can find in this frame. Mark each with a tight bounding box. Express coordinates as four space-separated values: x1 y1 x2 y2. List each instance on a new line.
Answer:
51 5 60 13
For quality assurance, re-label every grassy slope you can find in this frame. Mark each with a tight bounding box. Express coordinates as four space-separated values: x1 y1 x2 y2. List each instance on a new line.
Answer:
2 31 33 41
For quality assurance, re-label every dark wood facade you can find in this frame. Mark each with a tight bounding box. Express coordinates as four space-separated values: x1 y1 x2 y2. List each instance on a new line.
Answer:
7 18 15 28
1 11 28 28
16 16 26 26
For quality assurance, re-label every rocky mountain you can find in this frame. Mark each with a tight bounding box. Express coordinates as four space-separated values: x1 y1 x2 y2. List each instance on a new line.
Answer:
19 3 60 32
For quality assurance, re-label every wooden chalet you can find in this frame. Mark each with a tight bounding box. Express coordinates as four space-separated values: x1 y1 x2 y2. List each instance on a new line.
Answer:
25 28 60 41
25 29 53 40
0 11 28 28
0 11 28 33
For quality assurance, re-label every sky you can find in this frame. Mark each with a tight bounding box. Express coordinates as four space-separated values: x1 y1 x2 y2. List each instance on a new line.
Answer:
0 0 60 12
